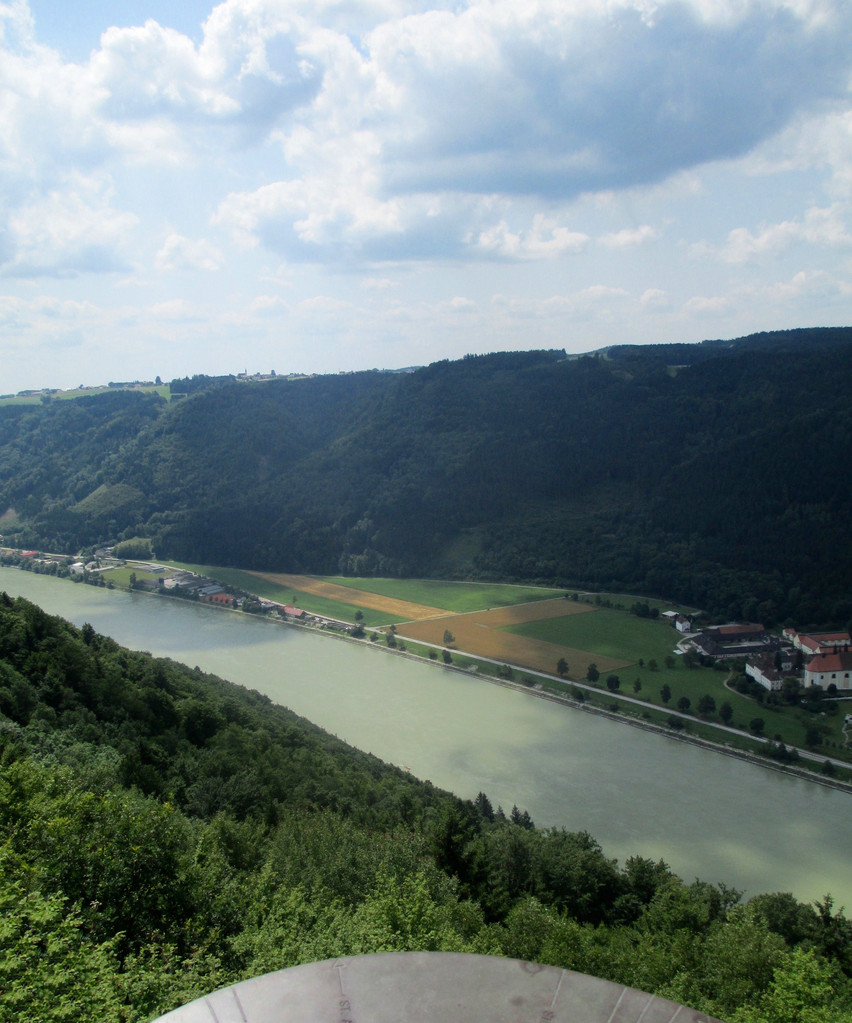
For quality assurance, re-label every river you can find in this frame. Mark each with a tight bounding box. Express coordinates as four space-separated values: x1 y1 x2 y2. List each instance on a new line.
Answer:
2 567 851 909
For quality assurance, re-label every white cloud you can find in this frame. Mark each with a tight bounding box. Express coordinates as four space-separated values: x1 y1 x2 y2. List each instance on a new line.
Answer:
2 173 138 277
445 296 477 312
473 215 589 259
150 298 201 320
491 284 631 321
2 0 851 273
599 225 659 248
361 276 396 289
640 288 670 310
210 0 852 263
717 205 852 263
250 294 289 315
155 232 224 272
684 294 731 315
761 268 852 302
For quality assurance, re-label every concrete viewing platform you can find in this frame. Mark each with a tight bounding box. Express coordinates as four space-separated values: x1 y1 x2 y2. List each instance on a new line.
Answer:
154 952 722 1023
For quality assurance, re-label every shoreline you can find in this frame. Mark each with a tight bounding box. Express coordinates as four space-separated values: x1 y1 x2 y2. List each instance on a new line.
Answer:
5 561 852 796
274 605 852 796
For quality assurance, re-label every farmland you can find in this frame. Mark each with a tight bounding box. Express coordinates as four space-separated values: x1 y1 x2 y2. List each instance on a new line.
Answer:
107 563 852 771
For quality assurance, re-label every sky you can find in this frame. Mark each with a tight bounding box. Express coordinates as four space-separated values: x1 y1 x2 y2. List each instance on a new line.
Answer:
2 0 852 392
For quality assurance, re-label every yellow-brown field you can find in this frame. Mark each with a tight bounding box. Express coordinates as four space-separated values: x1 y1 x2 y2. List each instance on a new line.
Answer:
397 599 629 677
248 572 449 620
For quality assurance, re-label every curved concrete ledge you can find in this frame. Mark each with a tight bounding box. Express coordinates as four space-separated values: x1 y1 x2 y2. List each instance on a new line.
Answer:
153 952 723 1023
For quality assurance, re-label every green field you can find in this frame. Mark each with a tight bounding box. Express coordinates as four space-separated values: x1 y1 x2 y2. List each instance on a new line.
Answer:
321 576 560 613
0 384 171 406
510 609 731 707
506 607 680 661
105 567 141 587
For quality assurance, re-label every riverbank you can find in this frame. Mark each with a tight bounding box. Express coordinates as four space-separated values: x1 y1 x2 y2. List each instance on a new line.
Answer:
6 557 852 792
430 653 852 795
266 602 852 795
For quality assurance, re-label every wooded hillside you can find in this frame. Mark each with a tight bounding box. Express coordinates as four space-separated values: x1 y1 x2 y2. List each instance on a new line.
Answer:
2 327 852 625
2 594 851 1021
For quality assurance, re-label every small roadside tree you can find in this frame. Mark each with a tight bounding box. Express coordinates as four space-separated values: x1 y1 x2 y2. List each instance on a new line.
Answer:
697 694 716 717
660 683 672 704
606 674 621 692
720 700 733 725
557 657 569 678
677 696 691 713
586 663 600 684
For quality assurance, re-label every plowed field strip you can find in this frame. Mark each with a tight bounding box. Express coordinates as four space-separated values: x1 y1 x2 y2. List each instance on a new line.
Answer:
248 572 450 620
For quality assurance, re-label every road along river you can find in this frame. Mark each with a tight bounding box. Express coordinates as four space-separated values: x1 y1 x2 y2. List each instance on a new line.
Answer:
3 567 850 909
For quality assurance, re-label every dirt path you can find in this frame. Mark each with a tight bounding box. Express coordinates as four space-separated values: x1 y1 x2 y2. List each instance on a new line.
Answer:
248 572 451 620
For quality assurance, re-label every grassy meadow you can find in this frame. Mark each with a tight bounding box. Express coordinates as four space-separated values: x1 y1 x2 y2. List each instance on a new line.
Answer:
320 576 560 613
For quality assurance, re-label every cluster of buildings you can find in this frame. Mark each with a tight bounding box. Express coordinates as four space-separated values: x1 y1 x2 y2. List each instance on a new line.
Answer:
783 628 852 691
674 615 852 693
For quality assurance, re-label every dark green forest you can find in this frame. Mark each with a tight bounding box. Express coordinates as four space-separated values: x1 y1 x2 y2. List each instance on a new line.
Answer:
2 594 851 1021
3 327 852 625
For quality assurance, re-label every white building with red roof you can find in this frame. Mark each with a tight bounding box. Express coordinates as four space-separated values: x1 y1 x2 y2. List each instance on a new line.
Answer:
803 650 852 690
784 628 851 656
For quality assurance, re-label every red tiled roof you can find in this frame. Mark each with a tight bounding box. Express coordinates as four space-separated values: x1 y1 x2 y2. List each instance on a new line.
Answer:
806 651 852 672
717 623 763 636
805 631 851 644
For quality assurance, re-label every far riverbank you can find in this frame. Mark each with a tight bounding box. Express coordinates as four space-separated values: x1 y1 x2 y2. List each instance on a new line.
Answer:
2 563 851 908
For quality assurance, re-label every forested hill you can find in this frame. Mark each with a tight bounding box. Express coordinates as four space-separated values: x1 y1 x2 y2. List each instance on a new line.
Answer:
2 594 851 1021
3 326 852 625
